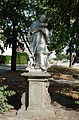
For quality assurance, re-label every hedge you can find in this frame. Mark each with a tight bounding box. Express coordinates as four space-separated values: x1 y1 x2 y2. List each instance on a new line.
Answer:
0 52 28 64
16 52 28 64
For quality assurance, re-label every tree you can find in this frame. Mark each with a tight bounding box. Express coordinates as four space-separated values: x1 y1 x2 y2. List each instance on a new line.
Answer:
0 0 79 69
0 0 32 70
45 0 79 67
0 0 49 70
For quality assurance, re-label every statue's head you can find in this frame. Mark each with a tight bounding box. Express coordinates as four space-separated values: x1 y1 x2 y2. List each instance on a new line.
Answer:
39 14 46 23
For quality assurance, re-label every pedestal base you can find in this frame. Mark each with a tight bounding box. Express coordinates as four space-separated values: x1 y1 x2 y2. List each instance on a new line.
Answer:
18 71 55 120
18 109 55 120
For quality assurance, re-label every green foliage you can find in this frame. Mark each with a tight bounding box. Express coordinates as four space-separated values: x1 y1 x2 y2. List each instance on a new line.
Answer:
0 0 79 68
16 52 27 64
75 92 79 105
0 86 16 114
56 53 69 61
5 55 11 64
75 101 79 105
0 0 32 70
0 52 27 64
45 0 79 53
0 56 6 64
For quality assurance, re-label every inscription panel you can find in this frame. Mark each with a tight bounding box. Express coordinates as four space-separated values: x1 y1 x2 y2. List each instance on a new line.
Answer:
29 81 42 107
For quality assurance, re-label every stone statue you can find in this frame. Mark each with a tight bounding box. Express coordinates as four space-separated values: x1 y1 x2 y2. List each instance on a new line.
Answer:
27 14 49 72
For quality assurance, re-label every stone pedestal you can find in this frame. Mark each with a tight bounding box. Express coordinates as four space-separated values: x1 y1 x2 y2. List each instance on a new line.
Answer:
18 71 55 120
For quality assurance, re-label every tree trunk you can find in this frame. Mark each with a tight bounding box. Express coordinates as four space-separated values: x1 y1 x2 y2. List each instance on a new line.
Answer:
11 41 17 71
69 38 72 67
11 20 17 71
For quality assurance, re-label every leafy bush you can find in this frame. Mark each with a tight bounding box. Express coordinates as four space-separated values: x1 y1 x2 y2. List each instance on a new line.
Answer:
5 55 11 64
56 53 69 61
75 92 79 105
0 55 11 64
0 55 6 64
0 52 28 64
0 86 16 114
16 52 27 64
75 101 79 104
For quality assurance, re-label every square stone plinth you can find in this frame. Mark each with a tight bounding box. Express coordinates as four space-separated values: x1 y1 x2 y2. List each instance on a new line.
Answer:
18 71 55 120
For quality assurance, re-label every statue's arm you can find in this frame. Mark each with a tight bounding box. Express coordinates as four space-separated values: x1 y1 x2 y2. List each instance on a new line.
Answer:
30 28 48 43
31 29 46 36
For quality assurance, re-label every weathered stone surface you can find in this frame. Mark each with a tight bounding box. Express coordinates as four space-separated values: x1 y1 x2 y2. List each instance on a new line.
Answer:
18 71 55 119
21 71 51 79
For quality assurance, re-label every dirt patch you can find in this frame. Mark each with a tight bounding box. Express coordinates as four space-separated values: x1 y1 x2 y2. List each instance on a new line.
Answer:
48 65 79 80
